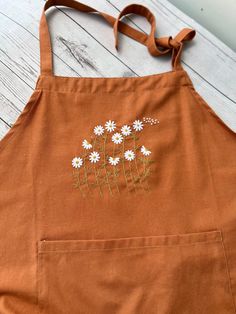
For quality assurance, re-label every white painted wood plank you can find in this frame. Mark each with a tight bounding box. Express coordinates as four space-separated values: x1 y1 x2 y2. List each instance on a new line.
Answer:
45 8 135 77
0 0 141 128
61 0 236 98
0 1 136 77
0 119 10 139
0 0 235 139
107 0 236 130
0 2 81 126
0 0 135 130
0 1 82 82
154 0 236 59
0 60 32 123
56 1 174 75
52 0 236 130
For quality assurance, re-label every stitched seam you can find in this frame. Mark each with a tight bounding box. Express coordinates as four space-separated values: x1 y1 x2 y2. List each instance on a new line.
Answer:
187 85 236 135
37 250 45 313
197 86 236 311
36 244 39 306
35 84 191 95
220 233 236 313
0 90 42 153
186 85 220 229
38 239 221 253
189 84 236 312
38 69 186 83
39 230 220 244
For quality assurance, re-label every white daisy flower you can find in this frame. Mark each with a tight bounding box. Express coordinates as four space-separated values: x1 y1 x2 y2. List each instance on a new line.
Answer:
94 125 104 136
141 145 151 156
108 157 120 166
121 125 132 136
82 139 92 150
105 120 116 133
89 151 100 163
112 132 123 144
72 157 83 168
124 150 135 161
133 120 144 132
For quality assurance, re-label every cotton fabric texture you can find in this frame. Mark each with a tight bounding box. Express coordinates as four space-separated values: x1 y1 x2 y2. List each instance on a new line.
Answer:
0 0 236 313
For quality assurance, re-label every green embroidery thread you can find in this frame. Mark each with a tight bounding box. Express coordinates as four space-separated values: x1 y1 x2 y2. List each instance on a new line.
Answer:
71 117 159 196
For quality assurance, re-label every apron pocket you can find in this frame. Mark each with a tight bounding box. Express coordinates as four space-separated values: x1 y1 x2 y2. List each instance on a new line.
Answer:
37 230 235 314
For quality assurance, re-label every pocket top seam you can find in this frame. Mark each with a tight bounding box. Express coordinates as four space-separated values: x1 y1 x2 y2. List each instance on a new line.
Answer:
38 230 222 253
38 239 223 254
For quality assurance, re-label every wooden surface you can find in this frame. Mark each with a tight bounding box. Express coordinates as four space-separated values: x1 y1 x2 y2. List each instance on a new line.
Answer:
0 0 235 139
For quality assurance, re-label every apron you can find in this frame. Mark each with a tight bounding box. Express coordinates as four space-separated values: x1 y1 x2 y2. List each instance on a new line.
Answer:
0 0 236 313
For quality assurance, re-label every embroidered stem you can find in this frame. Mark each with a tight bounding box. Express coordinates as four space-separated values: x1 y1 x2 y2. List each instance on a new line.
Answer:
103 133 113 196
112 143 120 194
121 139 129 191
133 133 145 190
129 161 137 193
93 135 97 148
92 136 103 196
72 169 85 197
93 164 103 196
73 118 159 195
142 157 150 191
82 154 90 192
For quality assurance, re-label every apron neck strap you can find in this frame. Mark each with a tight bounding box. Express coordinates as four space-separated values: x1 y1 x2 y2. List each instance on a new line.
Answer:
40 0 196 75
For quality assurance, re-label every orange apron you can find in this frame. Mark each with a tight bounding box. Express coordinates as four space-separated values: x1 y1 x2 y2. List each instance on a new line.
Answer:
0 0 236 313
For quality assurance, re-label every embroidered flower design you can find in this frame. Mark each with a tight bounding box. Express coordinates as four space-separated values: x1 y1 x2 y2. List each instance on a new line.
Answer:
141 145 151 156
133 120 143 132
124 150 135 161
143 117 159 125
105 120 116 133
109 157 120 166
72 157 83 168
89 151 100 163
94 125 104 136
112 132 123 145
82 139 92 150
121 125 132 136
71 117 159 196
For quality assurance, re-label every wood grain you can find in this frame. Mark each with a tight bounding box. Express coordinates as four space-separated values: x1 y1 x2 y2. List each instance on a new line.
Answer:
0 0 235 139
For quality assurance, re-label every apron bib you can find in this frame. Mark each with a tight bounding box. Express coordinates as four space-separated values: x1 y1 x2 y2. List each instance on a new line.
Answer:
0 0 236 313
